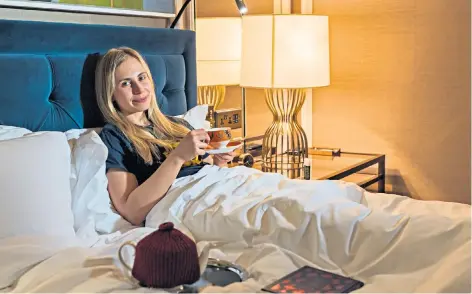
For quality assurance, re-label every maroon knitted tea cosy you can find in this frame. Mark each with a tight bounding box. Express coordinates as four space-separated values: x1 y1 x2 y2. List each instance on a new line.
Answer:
131 222 201 288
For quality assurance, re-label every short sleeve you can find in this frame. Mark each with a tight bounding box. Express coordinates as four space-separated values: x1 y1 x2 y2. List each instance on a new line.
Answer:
99 126 129 173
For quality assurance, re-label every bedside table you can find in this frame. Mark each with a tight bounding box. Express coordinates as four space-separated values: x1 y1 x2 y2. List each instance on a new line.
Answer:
249 151 386 193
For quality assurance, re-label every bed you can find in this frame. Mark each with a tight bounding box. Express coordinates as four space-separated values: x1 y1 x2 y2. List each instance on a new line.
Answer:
0 18 470 293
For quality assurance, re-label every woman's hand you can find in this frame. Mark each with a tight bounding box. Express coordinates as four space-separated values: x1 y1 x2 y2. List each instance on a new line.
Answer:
170 129 210 163
213 152 236 167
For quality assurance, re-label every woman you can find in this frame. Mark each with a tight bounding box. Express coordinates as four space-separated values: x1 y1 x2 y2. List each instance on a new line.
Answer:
96 47 235 226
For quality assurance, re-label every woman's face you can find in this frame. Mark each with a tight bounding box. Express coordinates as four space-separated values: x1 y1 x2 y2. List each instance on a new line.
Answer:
113 56 152 117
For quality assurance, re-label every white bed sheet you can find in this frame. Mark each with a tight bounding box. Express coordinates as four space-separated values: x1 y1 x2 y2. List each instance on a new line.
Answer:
4 166 471 293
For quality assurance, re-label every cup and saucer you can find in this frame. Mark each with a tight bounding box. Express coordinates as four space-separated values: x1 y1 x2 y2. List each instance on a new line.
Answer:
205 127 243 154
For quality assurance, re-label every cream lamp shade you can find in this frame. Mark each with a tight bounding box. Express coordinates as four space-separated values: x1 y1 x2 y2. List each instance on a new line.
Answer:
239 15 330 179
196 17 242 86
240 15 330 89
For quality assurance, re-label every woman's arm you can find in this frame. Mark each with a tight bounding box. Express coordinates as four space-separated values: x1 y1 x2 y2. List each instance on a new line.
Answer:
107 129 210 226
106 153 184 225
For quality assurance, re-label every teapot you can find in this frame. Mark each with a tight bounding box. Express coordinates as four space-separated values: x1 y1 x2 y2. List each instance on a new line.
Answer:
118 222 209 289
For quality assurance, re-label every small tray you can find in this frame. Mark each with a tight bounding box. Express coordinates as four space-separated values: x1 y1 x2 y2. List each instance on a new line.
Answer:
175 258 249 293
203 258 249 286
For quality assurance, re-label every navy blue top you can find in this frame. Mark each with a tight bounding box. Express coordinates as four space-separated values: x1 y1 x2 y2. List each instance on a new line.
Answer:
99 117 209 185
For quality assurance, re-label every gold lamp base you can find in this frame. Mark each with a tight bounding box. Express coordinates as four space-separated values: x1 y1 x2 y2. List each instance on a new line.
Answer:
197 85 226 109
197 85 226 128
262 88 308 179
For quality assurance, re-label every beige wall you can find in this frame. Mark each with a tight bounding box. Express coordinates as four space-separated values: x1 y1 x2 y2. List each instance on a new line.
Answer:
304 0 471 203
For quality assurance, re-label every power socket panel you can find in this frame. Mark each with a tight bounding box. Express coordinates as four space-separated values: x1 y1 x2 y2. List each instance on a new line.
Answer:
214 108 242 129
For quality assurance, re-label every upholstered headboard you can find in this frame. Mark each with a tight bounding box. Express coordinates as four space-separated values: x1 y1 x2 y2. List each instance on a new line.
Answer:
0 19 197 131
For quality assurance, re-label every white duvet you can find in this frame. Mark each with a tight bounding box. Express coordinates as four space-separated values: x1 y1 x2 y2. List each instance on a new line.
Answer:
5 165 472 293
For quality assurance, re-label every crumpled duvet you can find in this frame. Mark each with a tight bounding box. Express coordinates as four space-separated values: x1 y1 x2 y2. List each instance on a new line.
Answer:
5 165 471 293
146 165 471 293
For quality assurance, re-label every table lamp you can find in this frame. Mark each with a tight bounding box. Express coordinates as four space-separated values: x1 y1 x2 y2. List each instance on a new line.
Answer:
240 15 330 178
196 17 242 113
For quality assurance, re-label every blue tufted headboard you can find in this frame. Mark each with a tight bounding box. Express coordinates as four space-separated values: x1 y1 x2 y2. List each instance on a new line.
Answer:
0 19 197 131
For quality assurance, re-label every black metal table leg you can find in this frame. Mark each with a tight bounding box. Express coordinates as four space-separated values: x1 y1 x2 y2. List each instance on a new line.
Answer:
378 156 386 193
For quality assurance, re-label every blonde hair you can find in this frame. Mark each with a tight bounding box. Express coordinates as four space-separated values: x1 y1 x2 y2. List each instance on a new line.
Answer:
95 47 190 164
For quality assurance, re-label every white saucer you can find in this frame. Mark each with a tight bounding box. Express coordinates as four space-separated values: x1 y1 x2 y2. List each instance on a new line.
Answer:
205 143 243 154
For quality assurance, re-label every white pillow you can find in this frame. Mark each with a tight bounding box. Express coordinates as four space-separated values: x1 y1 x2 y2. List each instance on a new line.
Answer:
66 129 135 239
0 132 75 239
0 125 32 140
175 104 211 129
